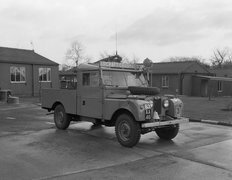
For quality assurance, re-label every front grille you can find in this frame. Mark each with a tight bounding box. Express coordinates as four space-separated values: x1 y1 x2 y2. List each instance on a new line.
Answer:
153 98 161 114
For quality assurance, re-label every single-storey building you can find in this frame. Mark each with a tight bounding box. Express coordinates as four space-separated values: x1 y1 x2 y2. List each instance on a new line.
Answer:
0 47 59 96
149 61 213 96
195 67 232 97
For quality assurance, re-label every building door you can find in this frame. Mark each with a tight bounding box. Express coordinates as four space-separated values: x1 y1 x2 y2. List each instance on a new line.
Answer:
200 79 208 97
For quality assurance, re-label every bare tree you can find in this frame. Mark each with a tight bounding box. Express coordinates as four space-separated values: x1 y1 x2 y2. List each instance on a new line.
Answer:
99 51 110 59
83 56 92 64
98 52 140 65
65 41 84 67
164 56 210 68
211 47 229 68
131 55 140 64
59 64 70 72
166 56 203 62
119 54 140 64
120 54 130 64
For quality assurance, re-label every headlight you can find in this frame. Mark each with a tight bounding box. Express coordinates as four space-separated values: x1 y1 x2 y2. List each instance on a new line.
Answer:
163 99 169 108
140 104 145 110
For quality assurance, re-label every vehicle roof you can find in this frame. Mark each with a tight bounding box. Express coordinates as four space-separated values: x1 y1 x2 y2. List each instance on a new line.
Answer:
77 63 100 70
78 63 142 72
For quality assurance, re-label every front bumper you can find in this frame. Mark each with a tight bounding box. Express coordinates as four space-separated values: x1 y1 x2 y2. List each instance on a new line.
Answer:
141 117 189 128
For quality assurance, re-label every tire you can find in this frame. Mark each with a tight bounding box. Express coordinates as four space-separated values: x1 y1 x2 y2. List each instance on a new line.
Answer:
155 124 179 140
128 86 160 95
54 104 70 130
115 113 141 147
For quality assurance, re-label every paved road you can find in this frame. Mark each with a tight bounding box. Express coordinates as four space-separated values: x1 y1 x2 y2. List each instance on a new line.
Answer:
0 103 232 180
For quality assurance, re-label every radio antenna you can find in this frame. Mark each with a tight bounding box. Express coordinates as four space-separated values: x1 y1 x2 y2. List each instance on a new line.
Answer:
115 31 118 55
30 41 34 51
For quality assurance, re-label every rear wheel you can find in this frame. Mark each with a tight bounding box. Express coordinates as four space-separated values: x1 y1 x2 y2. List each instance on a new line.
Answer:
54 104 70 130
115 113 141 147
155 124 179 140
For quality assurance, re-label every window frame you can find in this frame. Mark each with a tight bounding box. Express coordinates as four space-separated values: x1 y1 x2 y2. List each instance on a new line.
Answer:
10 66 26 83
39 67 51 82
161 75 169 88
218 81 223 92
82 73 90 86
82 71 100 87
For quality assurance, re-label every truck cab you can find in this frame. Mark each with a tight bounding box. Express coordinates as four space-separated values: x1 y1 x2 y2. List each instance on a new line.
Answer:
42 62 188 147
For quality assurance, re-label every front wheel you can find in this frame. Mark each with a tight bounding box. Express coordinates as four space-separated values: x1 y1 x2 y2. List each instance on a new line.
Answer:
115 114 141 147
54 104 70 130
155 124 179 140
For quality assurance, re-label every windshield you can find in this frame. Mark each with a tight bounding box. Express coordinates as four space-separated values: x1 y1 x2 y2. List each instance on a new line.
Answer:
102 70 148 87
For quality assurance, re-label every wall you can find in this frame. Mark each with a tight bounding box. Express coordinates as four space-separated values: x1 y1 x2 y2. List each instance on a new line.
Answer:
152 73 212 97
0 63 59 96
191 76 203 96
182 74 192 96
222 81 232 96
0 63 33 96
210 80 232 97
33 65 59 96
151 74 179 95
192 76 232 97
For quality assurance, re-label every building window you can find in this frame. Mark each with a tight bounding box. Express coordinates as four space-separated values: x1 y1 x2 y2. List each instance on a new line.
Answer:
10 66 26 83
218 81 223 92
162 75 169 88
39 68 51 82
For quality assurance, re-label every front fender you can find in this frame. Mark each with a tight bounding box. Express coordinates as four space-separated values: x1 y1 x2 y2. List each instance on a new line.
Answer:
121 100 148 121
104 99 148 122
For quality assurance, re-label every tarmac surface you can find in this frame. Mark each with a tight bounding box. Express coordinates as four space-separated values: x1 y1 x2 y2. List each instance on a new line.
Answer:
0 102 232 180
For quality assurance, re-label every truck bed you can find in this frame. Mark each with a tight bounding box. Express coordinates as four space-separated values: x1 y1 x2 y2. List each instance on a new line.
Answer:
41 88 77 114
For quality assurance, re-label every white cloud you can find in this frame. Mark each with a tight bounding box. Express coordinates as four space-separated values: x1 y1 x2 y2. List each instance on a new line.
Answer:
116 1 232 46
0 0 232 64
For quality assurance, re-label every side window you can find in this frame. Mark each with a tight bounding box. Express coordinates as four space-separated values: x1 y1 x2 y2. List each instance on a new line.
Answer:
82 72 99 87
90 72 99 86
82 73 90 86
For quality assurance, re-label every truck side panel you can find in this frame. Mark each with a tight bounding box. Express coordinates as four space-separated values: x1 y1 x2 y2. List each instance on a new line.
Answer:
41 89 77 115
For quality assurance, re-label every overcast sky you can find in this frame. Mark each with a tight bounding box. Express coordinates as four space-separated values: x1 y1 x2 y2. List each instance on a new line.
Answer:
1 0 232 64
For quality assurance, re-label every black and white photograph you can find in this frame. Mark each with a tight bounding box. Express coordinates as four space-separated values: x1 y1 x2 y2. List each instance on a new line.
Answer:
0 0 232 179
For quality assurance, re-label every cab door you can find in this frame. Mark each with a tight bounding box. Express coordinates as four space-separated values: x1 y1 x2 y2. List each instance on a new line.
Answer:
80 71 103 118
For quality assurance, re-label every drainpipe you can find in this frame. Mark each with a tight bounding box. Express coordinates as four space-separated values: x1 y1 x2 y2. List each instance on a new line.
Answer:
150 72 153 87
179 73 184 95
32 64 34 97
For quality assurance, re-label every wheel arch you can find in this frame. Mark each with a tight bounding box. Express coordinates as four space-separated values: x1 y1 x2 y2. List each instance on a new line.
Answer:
52 101 63 111
110 108 136 126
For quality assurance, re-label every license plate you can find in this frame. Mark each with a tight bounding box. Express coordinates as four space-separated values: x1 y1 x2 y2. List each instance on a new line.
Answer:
145 109 151 120
144 104 151 109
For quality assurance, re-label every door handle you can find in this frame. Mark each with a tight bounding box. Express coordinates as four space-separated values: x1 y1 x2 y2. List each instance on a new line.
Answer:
82 100 85 105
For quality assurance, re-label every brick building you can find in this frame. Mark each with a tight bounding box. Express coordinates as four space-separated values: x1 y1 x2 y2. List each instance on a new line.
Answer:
0 47 59 96
150 61 213 96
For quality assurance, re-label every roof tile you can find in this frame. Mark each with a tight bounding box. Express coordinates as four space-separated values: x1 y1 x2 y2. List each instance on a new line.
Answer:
0 47 58 65
150 61 210 74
